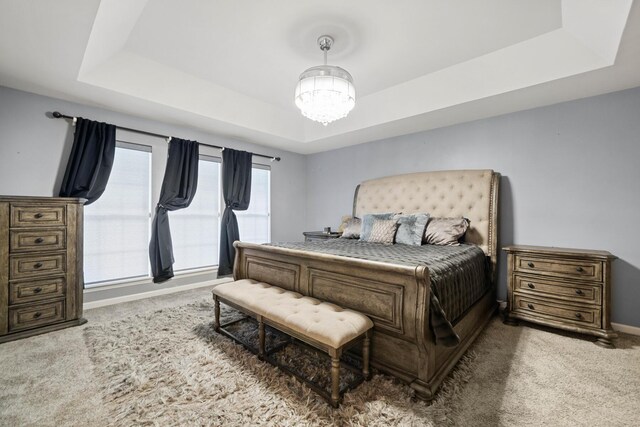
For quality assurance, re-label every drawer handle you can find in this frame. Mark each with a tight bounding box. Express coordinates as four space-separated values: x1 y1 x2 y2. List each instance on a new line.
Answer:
33 312 42 319
575 289 584 296
527 303 535 310
527 283 535 289
34 237 44 244
34 213 43 219
575 312 582 319
576 267 584 273
34 262 43 269
527 262 535 268
33 287 43 293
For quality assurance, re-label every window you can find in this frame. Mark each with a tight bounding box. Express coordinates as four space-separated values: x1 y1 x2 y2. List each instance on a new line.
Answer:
237 166 271 244
171 157 221 271
83 143 271 287
84 143 151 285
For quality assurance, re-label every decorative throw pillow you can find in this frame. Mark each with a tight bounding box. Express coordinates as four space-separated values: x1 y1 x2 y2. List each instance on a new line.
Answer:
338 215 352 233
359 212 398 241
396 213 430 246
424 217 470 246
340 217 362 239
366 219 399 244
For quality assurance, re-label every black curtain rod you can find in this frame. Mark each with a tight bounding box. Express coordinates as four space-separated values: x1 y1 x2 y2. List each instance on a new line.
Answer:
51 111 281 162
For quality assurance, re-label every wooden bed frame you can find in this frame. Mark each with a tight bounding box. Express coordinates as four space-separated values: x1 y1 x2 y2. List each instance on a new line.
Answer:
232 169 500 400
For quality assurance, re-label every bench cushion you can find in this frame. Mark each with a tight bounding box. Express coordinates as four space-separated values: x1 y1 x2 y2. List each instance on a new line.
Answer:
213 279 374 348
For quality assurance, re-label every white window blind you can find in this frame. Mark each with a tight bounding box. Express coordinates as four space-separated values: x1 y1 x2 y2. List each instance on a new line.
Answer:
237 166 271 244
84 143 151 285
171 157 221 271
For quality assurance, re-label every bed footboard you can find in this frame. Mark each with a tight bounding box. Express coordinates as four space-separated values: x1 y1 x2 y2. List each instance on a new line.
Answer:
232 242 436 388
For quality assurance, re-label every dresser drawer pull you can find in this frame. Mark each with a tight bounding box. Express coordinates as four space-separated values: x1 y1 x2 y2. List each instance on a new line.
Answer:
33 287 43 293
34 237 44 244
575 289 584 296
34 213 43 219
527 262 535 268
576 267 584 272
527 283 535 289
34 262 43 269
527 303 535 310
575 312 582 319
33 312 42 319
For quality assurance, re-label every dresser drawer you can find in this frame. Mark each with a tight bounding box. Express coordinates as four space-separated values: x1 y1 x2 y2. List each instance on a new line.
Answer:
513 295 601 328
9 300 66 332
514 275 601 305
10 205 66 227
9 277 66 305
9 253 66 279
10 228 66 252
514 255 602 282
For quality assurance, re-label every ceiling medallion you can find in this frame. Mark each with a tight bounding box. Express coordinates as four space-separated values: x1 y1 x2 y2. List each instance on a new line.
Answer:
294 35 356 126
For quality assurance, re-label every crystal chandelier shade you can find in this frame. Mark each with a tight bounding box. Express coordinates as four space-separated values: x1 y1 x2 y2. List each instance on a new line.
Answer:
294 36 356 126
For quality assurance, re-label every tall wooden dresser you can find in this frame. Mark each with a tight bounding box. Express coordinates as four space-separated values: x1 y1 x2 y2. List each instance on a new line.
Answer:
503 245 617 348
0 196 86 343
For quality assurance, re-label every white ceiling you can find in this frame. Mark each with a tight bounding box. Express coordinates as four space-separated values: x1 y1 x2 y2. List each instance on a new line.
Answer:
0 0 638 154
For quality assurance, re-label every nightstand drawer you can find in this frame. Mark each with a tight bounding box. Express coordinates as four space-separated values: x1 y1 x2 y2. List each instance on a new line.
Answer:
514 255 602 282
8 300 66 332
10 228 66 253
513 295 601 328
9 277 66 305
10 205 66 227
9 253 66 279
515 275 601 305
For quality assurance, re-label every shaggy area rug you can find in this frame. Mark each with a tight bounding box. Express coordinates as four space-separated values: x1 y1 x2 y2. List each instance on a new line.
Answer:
84 301 474 426
84 299 640 426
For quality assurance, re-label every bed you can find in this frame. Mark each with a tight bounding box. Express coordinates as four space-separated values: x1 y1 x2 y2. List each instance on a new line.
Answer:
232 169 500 400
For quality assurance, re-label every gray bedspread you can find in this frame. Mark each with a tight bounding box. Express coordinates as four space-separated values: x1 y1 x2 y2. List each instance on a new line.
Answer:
267 239 491 346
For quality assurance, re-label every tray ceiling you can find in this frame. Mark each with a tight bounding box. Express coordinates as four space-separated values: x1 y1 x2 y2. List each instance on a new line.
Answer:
0 0 637 154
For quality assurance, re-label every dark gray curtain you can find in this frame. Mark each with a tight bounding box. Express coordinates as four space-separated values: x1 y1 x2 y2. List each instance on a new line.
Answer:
149 138 199 283
218 149 252 276
58 117 116 205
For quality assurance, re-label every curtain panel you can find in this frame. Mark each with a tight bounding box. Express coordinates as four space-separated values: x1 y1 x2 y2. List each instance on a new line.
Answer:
218 148 252 276
149 138 199 283
58 117 116 205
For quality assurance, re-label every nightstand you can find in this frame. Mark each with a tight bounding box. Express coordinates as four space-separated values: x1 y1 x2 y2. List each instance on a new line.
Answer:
303 231 342 242
503 245 617 348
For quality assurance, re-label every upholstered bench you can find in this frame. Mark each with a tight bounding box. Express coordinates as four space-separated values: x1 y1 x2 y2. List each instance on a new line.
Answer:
212 279 374 407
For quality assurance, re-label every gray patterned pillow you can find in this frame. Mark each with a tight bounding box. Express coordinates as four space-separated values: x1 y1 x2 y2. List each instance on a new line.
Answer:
396 213 430 246
366 219 399 244
338 215 352 233
359 212 398 241
424 217 470 246
340 217 362 239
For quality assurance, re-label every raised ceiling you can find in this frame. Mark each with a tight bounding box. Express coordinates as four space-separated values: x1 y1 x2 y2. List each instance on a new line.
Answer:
0 0 638 154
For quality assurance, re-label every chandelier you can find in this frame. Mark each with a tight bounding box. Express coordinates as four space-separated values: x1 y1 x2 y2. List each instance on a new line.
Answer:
294 35 356 126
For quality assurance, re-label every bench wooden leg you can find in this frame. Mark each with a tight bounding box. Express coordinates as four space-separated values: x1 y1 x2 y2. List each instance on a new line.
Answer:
258 315 265 357
214 296 220 332
362 330 371 380
330 348 342 408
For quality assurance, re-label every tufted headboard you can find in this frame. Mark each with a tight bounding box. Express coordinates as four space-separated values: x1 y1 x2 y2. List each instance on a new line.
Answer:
353 169 500 279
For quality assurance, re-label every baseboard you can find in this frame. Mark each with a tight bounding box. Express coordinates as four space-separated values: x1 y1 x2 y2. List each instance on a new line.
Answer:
611 322 640 337
83 278 233 310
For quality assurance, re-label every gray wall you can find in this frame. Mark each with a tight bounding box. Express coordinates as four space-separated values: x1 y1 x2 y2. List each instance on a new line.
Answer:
0 85 307 299
306 86 640 327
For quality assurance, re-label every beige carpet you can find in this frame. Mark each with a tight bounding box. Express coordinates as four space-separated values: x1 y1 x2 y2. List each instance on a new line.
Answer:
1 287 639 426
